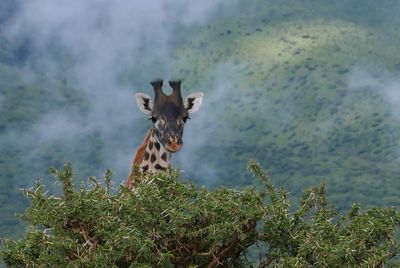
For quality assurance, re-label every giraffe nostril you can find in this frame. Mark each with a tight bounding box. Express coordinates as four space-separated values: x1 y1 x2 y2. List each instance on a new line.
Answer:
165 137 182 152
169 136 179 144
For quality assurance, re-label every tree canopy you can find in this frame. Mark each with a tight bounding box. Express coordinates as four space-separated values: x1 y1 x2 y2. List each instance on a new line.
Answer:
2 161 400 267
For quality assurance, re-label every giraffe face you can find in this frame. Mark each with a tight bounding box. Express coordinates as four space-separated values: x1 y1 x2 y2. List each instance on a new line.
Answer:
135 81 203 153
151 100 187 152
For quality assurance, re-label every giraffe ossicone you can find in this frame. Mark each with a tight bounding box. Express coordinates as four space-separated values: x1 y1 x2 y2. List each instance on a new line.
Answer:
125 80 204 189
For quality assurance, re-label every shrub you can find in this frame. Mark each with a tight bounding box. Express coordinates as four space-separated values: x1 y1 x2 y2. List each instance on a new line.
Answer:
2 161 399 267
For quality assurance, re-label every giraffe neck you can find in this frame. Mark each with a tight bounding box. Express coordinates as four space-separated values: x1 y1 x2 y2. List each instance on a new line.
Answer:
140 128 171 173
125 128 172 189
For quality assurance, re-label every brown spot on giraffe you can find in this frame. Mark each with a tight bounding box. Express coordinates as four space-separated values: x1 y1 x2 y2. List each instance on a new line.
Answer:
125 80 204 189
154 164 166 171
150 153 156 163
132 129 152 164
154 141 161 151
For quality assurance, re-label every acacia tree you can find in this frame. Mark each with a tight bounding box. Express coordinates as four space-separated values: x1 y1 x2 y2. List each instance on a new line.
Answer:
1 161 399 267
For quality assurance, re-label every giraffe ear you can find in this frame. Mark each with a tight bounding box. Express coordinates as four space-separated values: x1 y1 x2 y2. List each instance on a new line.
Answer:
135 93 153 115
185 92 204 114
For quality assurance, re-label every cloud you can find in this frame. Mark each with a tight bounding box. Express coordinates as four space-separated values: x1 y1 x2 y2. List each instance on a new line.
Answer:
32 111 88 143
382 82 400 114
6 1 232 77
2 0 237 183
174 63 243 185
349 69 400 119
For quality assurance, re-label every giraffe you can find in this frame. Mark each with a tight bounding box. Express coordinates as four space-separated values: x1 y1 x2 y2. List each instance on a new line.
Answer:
125 79 204 188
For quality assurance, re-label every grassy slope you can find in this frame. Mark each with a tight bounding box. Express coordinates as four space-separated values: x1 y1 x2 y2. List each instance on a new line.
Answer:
171 1 400 210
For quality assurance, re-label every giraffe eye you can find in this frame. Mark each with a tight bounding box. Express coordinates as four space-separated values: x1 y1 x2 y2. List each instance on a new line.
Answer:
150 116 157 123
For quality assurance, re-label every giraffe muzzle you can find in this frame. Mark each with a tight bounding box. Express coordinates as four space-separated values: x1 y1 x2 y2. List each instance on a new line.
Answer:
165 136 182 152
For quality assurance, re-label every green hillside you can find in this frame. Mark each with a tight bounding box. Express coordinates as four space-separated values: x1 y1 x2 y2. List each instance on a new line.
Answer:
1 0 400 244
171 1 400 210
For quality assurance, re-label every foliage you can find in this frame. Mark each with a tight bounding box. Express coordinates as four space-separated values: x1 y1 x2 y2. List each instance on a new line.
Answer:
1 163 261 267
248 161 400 267
2 161 400 267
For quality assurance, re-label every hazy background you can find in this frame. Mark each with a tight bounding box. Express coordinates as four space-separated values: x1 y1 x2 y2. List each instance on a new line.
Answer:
1 1 400 255
0 0 237 240
2 0 238 183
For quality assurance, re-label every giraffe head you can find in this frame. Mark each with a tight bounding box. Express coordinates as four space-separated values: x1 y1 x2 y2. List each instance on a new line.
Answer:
135 80 203 153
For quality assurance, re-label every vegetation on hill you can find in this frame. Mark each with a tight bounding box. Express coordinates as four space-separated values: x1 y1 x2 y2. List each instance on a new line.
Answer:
170 1 400 211
2 161 399 267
